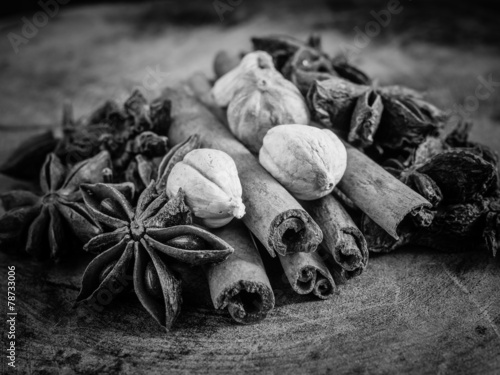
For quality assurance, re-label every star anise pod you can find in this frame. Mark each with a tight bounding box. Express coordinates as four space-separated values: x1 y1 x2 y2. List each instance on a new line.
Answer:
124 134 199 194
307 78 446 154
76 181 233 330
0 151 112 260
55 90 171 172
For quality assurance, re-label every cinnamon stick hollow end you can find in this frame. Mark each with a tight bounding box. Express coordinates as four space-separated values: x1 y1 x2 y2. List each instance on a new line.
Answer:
214 280 275 324
302 195 369 279
279 251 336 299
333 228 368 279
269 208 323 256
208 222 275 324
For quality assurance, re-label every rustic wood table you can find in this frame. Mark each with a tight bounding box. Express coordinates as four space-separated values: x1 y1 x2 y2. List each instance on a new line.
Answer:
0 2 499 374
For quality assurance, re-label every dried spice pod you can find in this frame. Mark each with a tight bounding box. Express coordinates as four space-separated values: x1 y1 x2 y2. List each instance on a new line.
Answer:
373 199 495 254
55 90 171 172
114 131 168 174
291 68 333 96
124 154 156 193
0 151 111 260
410 136 446 167
77 182 234 331
307 77 369 133
331 57 372 86
374 86 446 152
417 150 498 204
251 35 307 71
348 89 383 148
365 126 500 257
156 135 201 192
0 130 58 181
405 171 443 207
282 47 335 80
251 34 371 85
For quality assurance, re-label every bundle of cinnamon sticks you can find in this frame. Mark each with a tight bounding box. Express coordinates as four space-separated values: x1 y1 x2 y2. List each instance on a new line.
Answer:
160 52 431 323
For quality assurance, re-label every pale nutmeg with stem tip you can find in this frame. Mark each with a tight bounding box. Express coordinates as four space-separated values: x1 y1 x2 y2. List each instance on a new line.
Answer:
227 70 310 154
166 149 246 228
259 125 347 201
211 50 278 107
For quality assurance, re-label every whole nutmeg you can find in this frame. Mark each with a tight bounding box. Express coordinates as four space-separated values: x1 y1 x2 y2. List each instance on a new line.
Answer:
166 149 245 228
227 70 310 153
211 51 277 107
259 125 347 200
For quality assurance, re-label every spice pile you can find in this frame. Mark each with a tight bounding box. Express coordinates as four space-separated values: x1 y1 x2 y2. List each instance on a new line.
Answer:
0 33 498 331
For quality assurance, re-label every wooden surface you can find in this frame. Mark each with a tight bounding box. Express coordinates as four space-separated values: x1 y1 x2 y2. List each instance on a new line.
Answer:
0 1 499 374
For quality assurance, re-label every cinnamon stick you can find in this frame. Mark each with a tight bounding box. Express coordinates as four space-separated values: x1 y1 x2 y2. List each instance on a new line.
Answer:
208 221 274 324
301 195 368 279
337 141 432 239
161 78 323 257
279 251 336 299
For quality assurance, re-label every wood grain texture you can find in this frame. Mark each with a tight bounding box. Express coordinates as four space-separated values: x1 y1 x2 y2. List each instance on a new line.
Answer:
0 1 499 374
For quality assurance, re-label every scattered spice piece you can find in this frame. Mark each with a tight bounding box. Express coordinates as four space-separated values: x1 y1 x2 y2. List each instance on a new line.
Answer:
307 78 446 155
0 151 112 260
55 90 171 177
251 34 371 87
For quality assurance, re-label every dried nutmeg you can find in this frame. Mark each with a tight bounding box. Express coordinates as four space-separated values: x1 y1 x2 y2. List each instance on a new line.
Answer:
259 125 347 200
227 66 310 153
211 51 278 107
166 149 246 228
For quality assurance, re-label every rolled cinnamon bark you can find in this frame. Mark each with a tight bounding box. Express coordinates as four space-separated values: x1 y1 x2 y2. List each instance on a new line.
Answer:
208 221 274 324
279 251 336 299
161 77 323 257
337 142 432 239
301 195 368 279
